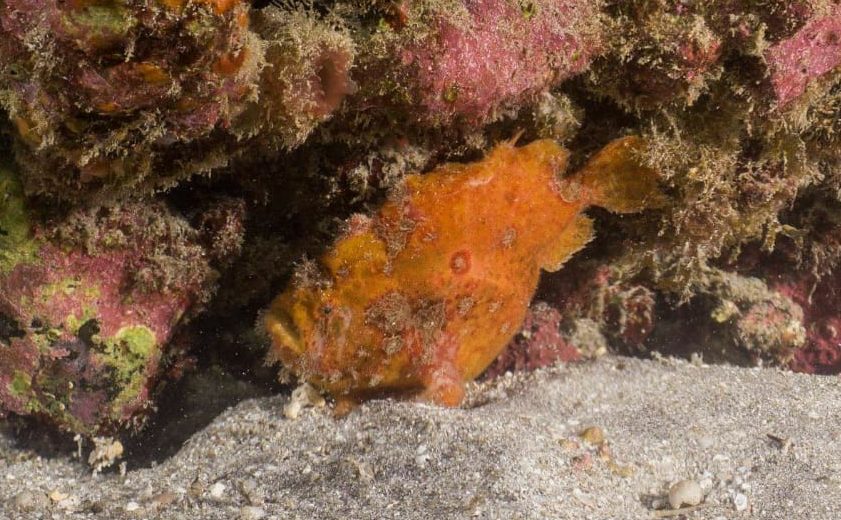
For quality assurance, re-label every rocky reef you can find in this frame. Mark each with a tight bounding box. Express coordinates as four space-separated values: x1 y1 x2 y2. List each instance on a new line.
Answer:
0 0 840 438
0 158 243 435
0 0 352 202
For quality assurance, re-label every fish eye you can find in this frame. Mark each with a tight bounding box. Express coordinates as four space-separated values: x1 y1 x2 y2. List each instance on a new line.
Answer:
322 305 332 315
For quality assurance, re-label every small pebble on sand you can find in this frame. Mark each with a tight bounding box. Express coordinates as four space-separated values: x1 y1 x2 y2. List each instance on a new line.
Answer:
240 505 267 520
209 482 226 499
733 492 749 512
579 426 605 445
668 480 703 509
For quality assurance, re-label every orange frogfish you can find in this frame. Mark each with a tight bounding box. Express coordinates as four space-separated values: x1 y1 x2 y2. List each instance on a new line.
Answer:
266 136 662 407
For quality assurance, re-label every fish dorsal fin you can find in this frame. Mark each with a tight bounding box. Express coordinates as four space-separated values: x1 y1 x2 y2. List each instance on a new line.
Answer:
507 129 526 147
541 214 594 273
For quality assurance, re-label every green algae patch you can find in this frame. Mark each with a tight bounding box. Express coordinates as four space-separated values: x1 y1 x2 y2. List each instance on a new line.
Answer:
100 326 160 414
7 370 47 416
39 277 83 301
34 279 102 335
109 326 157 359
0 165 38 274
64 308 101 336
65 5 136 40
8 370 32 398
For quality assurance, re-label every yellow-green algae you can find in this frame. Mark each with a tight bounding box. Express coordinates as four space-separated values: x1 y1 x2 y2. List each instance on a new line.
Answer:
22 325 158 434
38 277 98 302
101 325 160 415
64 5 136 41
8 371 32 401
0 163 38 274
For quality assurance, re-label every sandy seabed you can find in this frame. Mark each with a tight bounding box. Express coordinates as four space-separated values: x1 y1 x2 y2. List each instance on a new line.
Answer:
1 356 840 519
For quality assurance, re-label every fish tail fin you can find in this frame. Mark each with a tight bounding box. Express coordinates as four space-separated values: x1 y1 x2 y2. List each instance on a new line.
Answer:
577 136 665 214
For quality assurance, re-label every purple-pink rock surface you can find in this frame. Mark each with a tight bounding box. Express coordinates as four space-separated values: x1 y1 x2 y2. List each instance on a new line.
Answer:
355 0 602 126
0 163 240 435
766 5 841 107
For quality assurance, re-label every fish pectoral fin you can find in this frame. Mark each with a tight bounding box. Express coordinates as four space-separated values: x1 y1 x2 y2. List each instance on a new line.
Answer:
417 372 466 407
416 332 466 407
541 214 594 272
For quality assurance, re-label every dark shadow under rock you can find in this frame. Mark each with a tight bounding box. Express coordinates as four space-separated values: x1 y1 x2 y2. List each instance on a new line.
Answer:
122 366 284 468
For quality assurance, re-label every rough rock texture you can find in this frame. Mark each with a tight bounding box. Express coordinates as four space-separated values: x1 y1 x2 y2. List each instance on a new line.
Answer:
0 162 242 436
349 0 603 127
1 356 840 519
0 1 353 202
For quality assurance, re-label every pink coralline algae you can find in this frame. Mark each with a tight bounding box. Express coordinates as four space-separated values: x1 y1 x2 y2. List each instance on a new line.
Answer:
540 265 657 352
482 303 580 380
0 164 239 434
777 274 841 375
355 0 603 126
766 5 841 107
0 1 354 202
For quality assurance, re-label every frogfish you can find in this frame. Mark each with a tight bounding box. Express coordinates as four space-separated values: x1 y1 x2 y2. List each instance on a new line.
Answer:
266 136 662 407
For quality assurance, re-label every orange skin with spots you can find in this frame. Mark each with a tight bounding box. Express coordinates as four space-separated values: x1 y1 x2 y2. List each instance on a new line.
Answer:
266 136 660 406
